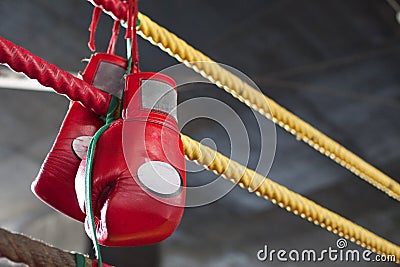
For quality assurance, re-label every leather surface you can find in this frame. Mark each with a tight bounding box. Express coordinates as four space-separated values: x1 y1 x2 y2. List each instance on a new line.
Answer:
75 72 186 246
32 54 127 221
32 102 103 221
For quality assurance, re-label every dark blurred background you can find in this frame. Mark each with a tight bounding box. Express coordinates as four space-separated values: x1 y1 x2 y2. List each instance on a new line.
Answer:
0 0 399 266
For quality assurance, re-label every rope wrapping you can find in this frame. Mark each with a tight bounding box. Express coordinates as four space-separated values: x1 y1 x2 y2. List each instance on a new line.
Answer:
88 0 128 22
180 134 400 262
0 35 111 116
87 0 400 201
0 227 95 267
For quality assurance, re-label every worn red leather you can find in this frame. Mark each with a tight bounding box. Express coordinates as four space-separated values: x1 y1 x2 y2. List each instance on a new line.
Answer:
32 53 127 221
75 72 186 246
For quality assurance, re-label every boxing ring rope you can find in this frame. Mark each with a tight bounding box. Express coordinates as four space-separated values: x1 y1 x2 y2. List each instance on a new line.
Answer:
1 35 398 260
181 134 400 263
87 0 400 203
0 35 111 116
0 2 399 265
0 227 100 267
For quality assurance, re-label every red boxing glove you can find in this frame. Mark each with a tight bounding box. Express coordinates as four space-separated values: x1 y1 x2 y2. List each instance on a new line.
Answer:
32 53 127 221
75 72 186 246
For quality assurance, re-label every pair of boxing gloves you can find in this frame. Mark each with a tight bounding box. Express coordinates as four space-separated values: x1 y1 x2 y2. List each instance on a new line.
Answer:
31 53 186 246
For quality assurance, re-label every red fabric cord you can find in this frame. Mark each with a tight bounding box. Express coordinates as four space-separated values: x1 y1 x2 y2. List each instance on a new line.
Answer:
107 20 120 54
88 0 128 22
128 0 139 73
88 6 102 52
0 35 110 116
125 0 133 39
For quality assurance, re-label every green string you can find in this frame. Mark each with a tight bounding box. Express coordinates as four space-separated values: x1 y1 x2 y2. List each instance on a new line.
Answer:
74 252 86 267
126 38 133 74
84 14 136 267
120 17 141 30
85 96 119 267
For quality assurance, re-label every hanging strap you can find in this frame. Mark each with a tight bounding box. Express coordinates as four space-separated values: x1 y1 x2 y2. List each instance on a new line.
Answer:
88 7 102 52
107 20 121 54
84 96 119 267
125 0 139 73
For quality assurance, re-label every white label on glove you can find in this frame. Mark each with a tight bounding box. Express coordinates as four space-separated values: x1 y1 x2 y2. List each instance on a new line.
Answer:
72 136 92 159
93 61 126 98
137 161 182 197
141 79 177 119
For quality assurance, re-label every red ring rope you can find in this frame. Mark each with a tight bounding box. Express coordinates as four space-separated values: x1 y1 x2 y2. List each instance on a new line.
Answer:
0 35 110 116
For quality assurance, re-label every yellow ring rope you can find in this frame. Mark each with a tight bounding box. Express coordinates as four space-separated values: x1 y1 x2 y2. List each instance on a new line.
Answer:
180 134 400 262
137 12 400 202
89 7 400 261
